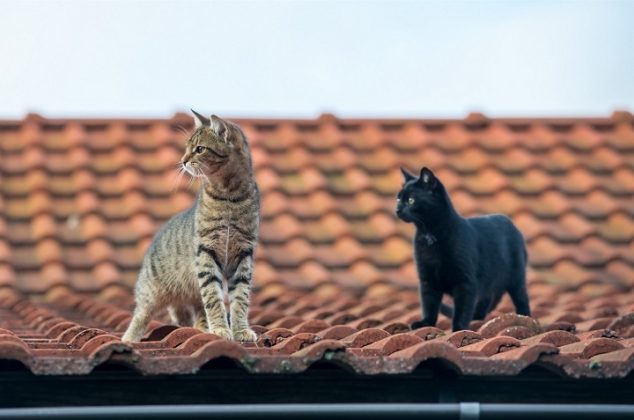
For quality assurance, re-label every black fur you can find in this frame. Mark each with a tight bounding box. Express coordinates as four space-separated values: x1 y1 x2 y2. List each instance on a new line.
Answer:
396 167 530 331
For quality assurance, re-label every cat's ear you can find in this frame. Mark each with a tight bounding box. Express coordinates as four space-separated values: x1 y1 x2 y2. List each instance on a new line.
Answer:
419 167 438 189
400 167 416 183
191 109 210 129
210 114 229 141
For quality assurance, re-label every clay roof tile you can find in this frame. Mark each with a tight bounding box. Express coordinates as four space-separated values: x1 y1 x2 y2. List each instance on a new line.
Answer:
0 113 632 378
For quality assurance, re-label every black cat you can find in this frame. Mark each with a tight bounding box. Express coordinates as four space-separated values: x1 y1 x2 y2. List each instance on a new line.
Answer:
396 166 530 331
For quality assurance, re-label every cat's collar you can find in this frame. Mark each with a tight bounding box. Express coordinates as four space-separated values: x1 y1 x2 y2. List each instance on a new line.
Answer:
422 232 437 246
415 222 437 246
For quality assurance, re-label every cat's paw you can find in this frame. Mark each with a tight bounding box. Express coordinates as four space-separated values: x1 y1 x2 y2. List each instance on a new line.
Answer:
208 326 234 341
121 330 142 343
410 320 433 330
232 327 258 342
194 323 209 333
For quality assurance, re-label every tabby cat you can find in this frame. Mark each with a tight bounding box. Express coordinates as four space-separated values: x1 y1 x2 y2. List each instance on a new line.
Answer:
122 111 259 342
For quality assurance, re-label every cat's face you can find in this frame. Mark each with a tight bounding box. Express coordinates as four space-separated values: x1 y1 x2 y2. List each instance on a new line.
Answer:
181 111 246 178
395 167 444 223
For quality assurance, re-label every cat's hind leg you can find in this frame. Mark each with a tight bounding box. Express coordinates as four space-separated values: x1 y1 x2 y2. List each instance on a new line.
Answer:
473 299 491 321
508 239 531 316
508 282 531 316
122 299 157 342
193 302 209 331
168 305 193 327
122 267 162 342
507 261 531 317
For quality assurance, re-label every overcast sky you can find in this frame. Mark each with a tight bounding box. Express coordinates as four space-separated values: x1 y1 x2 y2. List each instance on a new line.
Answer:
1 0 633 118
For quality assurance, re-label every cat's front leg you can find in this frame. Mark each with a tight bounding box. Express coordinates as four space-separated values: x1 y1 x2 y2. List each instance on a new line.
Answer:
228 250 257 342
196 244 232 340
451 282 477 331
411 283 443 329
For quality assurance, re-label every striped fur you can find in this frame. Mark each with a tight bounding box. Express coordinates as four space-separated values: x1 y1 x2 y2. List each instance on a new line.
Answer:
122 113 259 342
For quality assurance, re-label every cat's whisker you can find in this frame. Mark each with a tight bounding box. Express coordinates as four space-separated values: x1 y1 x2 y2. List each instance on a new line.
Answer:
197 168 209 183
176 162 187 181
172 167 186 192
186 169 198 188
174 124 190 137
168 167 179 183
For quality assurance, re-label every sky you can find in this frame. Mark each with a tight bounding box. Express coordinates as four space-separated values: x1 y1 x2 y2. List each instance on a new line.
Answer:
0 0 633 118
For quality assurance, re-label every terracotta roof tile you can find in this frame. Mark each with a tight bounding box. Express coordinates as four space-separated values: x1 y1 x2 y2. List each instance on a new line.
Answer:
511 169 554 195
270 147 312 174
599 213 634 243
281 168 327 195
462 168 509 195
0 113 633 377
447 147 489 174
305 213 351 243
260 214 304 244
346 123 384 152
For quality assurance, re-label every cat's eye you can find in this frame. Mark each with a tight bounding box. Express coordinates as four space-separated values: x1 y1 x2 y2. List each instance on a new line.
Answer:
195 146 205 154
408 197 415 205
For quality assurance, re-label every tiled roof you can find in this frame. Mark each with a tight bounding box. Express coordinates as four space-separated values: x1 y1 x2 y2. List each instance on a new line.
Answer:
0 112 633 377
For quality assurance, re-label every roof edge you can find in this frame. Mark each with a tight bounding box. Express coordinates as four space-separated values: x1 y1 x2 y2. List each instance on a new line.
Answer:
0 110 631 127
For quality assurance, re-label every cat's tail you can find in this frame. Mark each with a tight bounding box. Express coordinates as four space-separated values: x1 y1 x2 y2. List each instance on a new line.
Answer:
440 303 454 318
